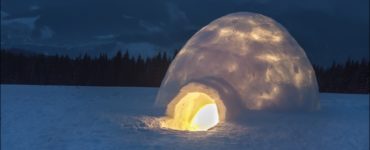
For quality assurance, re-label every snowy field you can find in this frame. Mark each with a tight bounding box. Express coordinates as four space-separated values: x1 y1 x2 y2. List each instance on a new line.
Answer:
1 84 369 150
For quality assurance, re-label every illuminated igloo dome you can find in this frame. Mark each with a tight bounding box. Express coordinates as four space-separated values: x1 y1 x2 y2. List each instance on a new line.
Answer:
156 12 319 131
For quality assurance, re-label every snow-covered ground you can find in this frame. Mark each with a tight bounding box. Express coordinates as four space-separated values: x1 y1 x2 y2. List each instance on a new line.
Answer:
1 85 369 150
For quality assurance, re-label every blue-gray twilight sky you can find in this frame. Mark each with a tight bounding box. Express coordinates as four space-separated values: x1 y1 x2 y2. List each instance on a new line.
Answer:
1 0 369 66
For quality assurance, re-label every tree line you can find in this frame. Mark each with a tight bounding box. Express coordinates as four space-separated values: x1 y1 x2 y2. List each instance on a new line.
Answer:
1 49 369 93
1 49 172 87
313 58 369 93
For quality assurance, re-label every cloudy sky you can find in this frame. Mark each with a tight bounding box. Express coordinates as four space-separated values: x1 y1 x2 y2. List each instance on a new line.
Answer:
1 0 369 66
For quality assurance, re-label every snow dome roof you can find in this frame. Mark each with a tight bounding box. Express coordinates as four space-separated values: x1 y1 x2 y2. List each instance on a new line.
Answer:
156 12 319 128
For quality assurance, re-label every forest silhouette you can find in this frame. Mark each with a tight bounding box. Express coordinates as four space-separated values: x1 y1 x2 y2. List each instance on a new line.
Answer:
1 49 368 93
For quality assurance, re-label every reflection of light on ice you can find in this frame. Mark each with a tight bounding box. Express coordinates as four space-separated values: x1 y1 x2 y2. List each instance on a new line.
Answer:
140 116 247 139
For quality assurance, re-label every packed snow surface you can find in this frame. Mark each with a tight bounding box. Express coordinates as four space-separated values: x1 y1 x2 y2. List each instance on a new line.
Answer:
1 85 369 150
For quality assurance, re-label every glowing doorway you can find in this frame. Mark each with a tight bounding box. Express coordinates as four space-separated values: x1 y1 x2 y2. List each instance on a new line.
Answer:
160 92 224 131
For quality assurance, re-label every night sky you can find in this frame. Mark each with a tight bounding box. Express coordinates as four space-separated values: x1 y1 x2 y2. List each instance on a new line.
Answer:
1 0 369 66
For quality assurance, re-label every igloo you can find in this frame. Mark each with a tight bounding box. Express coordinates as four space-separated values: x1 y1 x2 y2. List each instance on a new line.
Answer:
156 12 319 131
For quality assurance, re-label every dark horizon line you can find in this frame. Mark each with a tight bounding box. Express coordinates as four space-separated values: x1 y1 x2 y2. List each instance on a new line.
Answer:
0 47 178 59
1 49 368 93
1 48 369 69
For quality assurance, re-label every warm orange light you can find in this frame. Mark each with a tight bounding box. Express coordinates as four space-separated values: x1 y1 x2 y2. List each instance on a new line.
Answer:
159 92 221 131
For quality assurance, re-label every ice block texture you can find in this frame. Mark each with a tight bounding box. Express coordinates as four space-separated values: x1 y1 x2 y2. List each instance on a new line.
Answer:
155 12 319 113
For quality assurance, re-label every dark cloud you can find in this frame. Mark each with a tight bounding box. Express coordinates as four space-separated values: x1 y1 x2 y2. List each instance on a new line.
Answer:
1 0 368 65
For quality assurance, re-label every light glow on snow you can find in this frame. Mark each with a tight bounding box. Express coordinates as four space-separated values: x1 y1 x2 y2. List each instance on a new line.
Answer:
257 54 281 62
2 85 367 149
250 27 282 42
160 92 221 131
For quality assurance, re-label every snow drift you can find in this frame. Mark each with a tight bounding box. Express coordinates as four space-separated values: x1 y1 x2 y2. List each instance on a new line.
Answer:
156 12 320 131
